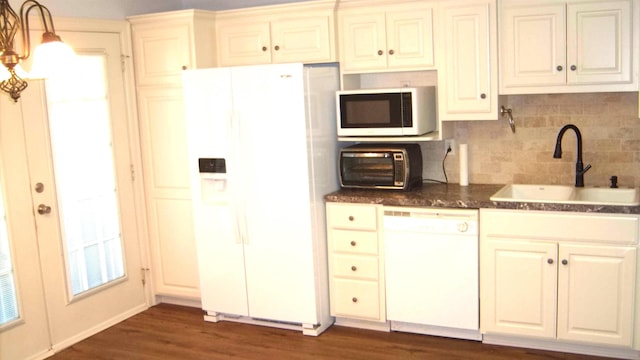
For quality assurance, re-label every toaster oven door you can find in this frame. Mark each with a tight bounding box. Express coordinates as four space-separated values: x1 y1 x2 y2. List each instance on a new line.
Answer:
340 152 396 188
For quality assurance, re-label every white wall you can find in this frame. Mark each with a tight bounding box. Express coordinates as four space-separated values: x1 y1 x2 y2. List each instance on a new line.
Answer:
11 0 313 19
181 0 313 11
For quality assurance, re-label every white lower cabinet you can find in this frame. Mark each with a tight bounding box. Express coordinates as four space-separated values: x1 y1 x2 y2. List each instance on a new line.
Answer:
480 209 638 349
326 203 387 329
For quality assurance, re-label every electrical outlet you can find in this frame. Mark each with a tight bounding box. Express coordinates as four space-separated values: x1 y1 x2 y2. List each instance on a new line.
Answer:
444 139 456 155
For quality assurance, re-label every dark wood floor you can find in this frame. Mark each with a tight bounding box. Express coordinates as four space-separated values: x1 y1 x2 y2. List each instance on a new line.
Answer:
49 304 613 359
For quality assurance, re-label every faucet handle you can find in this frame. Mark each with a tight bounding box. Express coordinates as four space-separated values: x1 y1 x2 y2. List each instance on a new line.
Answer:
579 164 592 175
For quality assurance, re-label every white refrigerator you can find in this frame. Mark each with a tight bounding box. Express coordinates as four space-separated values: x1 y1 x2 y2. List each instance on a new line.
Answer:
182 63 339 336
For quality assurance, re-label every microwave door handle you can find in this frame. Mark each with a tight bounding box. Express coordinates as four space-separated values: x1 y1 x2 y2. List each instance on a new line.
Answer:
342 153 392 158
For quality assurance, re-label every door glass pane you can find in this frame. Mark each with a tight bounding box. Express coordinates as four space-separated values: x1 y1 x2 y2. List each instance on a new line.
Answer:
45 53 125 298
0 182 19 326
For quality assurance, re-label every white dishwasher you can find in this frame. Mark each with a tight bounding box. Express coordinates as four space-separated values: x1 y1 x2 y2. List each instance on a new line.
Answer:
383 207 480 340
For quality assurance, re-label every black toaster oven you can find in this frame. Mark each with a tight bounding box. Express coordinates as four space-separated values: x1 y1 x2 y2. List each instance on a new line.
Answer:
339 143 422 190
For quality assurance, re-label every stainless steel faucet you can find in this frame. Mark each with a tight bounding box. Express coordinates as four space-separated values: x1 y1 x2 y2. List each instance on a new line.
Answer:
553 124 591 187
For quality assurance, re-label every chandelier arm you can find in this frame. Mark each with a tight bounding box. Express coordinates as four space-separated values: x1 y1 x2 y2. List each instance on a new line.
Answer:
19 1 55 61
0 0 20 52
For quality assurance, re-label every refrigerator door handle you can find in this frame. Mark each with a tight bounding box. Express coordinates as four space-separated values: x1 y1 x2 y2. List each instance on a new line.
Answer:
231 109 249 245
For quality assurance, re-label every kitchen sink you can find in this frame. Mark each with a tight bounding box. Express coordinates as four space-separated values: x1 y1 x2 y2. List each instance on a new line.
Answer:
490 184 640 206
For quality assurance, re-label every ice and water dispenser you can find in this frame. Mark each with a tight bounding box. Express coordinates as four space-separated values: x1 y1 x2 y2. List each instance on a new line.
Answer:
198 158 228 203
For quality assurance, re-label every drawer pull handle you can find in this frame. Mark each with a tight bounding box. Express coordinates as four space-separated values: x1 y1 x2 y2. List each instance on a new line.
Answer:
348 216 354 221
350 241 356 246
352 297 358 303
351 266 357 271
547 258 554 264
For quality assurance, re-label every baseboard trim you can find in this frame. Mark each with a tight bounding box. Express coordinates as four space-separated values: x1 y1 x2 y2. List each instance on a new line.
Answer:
483 334 640 360
334 317 391 332
156 295 202 308
50 303 149 355
390 321 482 341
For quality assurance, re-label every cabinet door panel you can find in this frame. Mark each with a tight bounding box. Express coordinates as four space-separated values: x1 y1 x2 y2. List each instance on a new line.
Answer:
132 24 193 86
482 239 557 338
137 87 200 299
557 244 636 346
500 4 566 88
441 3 492 118
386 9 434 68
271 16 333 64
567 1 632 84
340 13 387 71
217 21 271 66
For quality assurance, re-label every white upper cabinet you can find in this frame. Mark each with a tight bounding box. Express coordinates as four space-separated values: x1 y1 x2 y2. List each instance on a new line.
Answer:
130 10 217 86
216 0 336 67
338 1 435 73
437 0 498 121
500 0 638 94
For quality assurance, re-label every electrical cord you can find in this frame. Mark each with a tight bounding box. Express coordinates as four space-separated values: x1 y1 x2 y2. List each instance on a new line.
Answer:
423 145 451 184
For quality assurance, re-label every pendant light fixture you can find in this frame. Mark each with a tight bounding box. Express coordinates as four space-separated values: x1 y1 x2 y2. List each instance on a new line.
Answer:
0 0 74 102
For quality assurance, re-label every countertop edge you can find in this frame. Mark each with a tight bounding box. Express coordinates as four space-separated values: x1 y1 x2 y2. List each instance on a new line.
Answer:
324 183 640 214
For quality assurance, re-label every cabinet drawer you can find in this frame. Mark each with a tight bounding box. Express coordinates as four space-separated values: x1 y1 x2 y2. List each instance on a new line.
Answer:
332 279 380 320
328 204 378 230
331 229 378 255
332 255 378 280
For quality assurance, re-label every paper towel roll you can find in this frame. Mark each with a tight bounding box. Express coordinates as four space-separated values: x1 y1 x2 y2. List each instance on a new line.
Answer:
459 144 469 186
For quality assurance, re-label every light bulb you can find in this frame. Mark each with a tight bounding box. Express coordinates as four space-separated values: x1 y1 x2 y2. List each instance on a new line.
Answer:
29 41 77 79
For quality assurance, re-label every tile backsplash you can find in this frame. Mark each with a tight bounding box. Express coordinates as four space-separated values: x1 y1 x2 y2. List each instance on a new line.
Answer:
422 92 640 188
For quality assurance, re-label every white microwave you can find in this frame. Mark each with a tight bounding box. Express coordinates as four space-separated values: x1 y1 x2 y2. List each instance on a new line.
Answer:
336 87 437 137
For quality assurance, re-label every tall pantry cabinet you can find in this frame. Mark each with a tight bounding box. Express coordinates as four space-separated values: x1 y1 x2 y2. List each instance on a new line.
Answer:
129 10 217 303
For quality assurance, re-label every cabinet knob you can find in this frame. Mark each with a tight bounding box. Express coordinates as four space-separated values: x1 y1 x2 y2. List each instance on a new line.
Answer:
181 65 187 70
352 297 358 303
388 49 394 55
480 93 486 99
262 46 268 52
556 65 563 71
377 50 384 56
562 259 568 265
348 216 354 221
274 45 280 51
351 265 357 271
350 241 356 246
570 65 577 71
547 258 554 264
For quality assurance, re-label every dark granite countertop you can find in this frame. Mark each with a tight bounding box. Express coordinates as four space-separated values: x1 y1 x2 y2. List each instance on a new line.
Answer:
325 183 640 214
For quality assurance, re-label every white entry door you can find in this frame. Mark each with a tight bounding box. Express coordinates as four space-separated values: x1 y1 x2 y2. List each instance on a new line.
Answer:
0 27 149 358
0 91 52 360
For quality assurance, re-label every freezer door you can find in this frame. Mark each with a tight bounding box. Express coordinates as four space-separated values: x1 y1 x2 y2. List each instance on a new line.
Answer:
183 68 249 316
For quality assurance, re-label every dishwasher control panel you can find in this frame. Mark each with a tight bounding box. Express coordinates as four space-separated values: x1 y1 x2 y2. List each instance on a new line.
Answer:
383 208 478 235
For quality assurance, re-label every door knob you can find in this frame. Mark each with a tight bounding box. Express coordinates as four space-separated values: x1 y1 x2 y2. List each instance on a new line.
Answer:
37 204 51 215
